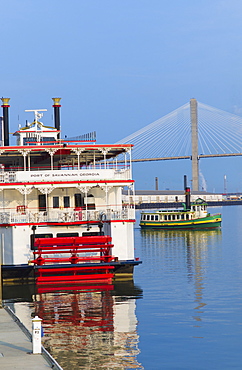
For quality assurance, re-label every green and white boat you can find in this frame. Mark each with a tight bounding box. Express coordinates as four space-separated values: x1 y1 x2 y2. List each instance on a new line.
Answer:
139 198 222 230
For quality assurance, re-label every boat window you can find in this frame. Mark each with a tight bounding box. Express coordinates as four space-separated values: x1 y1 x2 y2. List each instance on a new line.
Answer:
168 215 171 221
147 215 150 221
56 232 79 237
177 215 180 220
155 215 159 221
186 214 189 220
82 231 104 236
151 215 154 221
181 214 184 220
64 196 70 208
38 194 46 212
30 233 53 250
53 196 59 209
23 137 37 145
172 215 176 220
164 215 167 220
143 215 146 221
75 193 84 208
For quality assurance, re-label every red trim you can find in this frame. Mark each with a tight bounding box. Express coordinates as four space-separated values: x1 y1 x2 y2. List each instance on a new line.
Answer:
0 143 133 151
1 105 10 108
109 219 135 223
52 105 61 107
15 130 59 133
0 219 135 227
0 179 134 187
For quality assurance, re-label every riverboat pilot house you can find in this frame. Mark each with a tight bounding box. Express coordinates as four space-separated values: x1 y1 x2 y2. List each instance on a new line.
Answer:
0 98 139 280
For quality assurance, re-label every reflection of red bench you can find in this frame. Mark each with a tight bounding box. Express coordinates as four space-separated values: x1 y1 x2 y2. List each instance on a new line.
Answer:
16 205 27 214
31 235 116 284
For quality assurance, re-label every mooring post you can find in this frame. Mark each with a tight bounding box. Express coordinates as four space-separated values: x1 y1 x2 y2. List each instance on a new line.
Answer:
32 316 42 354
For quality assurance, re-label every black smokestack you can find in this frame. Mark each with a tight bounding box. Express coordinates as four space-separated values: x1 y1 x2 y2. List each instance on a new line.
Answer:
155 177 158 190
185 186 191 211
184 175 191 210
1 98 10 146
184 175 187 190
52 98 61 139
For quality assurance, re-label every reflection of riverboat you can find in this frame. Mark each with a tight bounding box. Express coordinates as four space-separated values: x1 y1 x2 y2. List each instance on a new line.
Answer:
0 98 141 282
140 185 222 230
8 281 143 369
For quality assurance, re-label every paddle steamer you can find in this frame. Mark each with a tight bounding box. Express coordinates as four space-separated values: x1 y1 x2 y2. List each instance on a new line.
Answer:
0 98 140 281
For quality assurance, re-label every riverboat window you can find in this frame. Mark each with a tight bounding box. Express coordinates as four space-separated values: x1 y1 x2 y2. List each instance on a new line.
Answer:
164 215 167 220
83 231 104 236
57 232 79 237
181 214 184 220
38 194 46 212
41 137 56 145
168 215 171 221
74 193 84 208
155 215 159 221
177 215 180 220
64 196 70 208
151 215 154 221
30 233 53 250
186 214 189 220
172 215 176 220
23 137 37 145
147 215 150 221
53 196 59 208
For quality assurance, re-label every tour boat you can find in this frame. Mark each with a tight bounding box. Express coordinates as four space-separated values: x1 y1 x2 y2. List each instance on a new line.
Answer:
0 98 141 282
139 187 222 230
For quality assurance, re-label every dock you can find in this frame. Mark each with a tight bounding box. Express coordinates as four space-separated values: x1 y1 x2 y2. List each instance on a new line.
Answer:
0 306 62 369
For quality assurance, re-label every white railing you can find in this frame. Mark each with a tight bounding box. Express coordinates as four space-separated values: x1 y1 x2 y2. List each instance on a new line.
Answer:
0 206 135 224
0 168 131 183
0 171 16 183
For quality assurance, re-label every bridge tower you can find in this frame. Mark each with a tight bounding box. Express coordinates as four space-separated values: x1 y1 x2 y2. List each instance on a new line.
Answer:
190 98 199 191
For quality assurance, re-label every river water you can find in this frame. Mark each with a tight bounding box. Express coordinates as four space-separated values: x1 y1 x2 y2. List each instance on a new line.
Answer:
4 206 242 369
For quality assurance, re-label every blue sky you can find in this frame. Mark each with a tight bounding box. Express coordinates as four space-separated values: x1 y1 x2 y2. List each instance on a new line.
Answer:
1 0 242 192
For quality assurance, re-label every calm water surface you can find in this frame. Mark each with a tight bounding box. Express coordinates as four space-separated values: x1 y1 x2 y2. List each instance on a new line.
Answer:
5 206 242 369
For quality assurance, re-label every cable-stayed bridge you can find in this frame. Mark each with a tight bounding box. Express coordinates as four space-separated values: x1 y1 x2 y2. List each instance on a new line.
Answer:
116 99 242 190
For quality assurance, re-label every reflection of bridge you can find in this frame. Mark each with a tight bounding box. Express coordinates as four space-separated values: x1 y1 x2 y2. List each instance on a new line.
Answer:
117 99 242 190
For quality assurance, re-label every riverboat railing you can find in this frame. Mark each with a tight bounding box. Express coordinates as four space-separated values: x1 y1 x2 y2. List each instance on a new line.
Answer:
0 167 131 183
0 206 135 224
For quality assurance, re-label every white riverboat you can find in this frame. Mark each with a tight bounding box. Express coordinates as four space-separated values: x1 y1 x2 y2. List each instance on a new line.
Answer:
0 98 140 281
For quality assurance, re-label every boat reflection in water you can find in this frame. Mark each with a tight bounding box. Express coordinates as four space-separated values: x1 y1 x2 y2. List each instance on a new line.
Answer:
140 227 222 325
7 281 143 370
